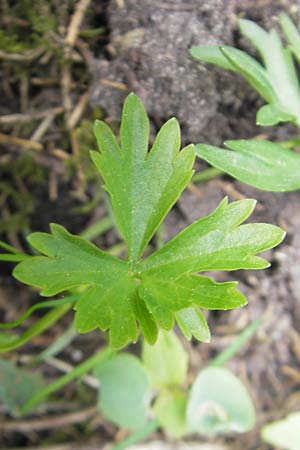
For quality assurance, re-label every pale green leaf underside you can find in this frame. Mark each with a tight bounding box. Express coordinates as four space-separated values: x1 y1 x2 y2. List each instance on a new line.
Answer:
142 329 188 389
92 93 195 262
154 390 188 438
196 140 300 192
13 195 285 348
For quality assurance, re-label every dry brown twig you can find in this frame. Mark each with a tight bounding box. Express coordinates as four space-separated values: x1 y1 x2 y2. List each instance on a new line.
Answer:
68 89 90 129
46 356 100 389
61 0 92 188
0 133 43 152
0 107 64 125
0 406 98 432
65 0 92 48
0 47 45 62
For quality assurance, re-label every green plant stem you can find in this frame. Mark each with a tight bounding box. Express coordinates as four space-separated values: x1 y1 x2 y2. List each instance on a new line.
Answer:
0 239 20 253
192 167 223 183
79 216 113 240
0 253 31 262
22 347 115 414
110 419 159 450
210 318 261 367
0 295 78 329
0 304 72 353
37 321 78 361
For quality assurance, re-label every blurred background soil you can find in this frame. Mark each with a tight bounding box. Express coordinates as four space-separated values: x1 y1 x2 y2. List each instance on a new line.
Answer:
0 0 300 449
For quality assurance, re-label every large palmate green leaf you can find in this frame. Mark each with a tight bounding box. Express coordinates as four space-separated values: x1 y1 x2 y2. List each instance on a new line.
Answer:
13 224 156 349
12 94 285 349
191 17 300 126
196 140 300 192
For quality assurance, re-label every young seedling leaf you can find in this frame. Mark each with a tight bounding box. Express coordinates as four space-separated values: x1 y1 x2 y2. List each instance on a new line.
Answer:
154 390 188 438
142 329 188 389
280 13 300 66
12 94 285 349
191 17 300 126
186 367 256 435
94 354 151 430
92 93 195 261
238 20 300 116
261 412 300 450
256 104 296 126
196 140 300 192
220 46 276 104
189 45 236 71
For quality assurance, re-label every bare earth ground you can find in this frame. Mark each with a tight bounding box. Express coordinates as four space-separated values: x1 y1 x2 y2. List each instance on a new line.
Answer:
0 0 300 449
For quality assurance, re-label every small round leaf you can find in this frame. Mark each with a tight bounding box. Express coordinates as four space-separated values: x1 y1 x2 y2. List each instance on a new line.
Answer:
187 367 256 435
94 354 151 429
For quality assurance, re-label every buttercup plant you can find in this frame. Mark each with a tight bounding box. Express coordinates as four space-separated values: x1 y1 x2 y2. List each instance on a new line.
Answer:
191 13 300 192
1 93 285 349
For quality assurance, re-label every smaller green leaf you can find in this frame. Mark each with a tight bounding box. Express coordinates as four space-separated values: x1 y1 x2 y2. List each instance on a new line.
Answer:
256 104 296 126
238 19 300 116
0 357 44 416
94 354 151 430
190 45 236 71
238 18 268 61
196 140 300 192
261 412 300 450
142 330 188 389
154 390 188 438
220 46 276 104
186 367 256 435
175 307 211 343
280 13 300 65
140 275 246 330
